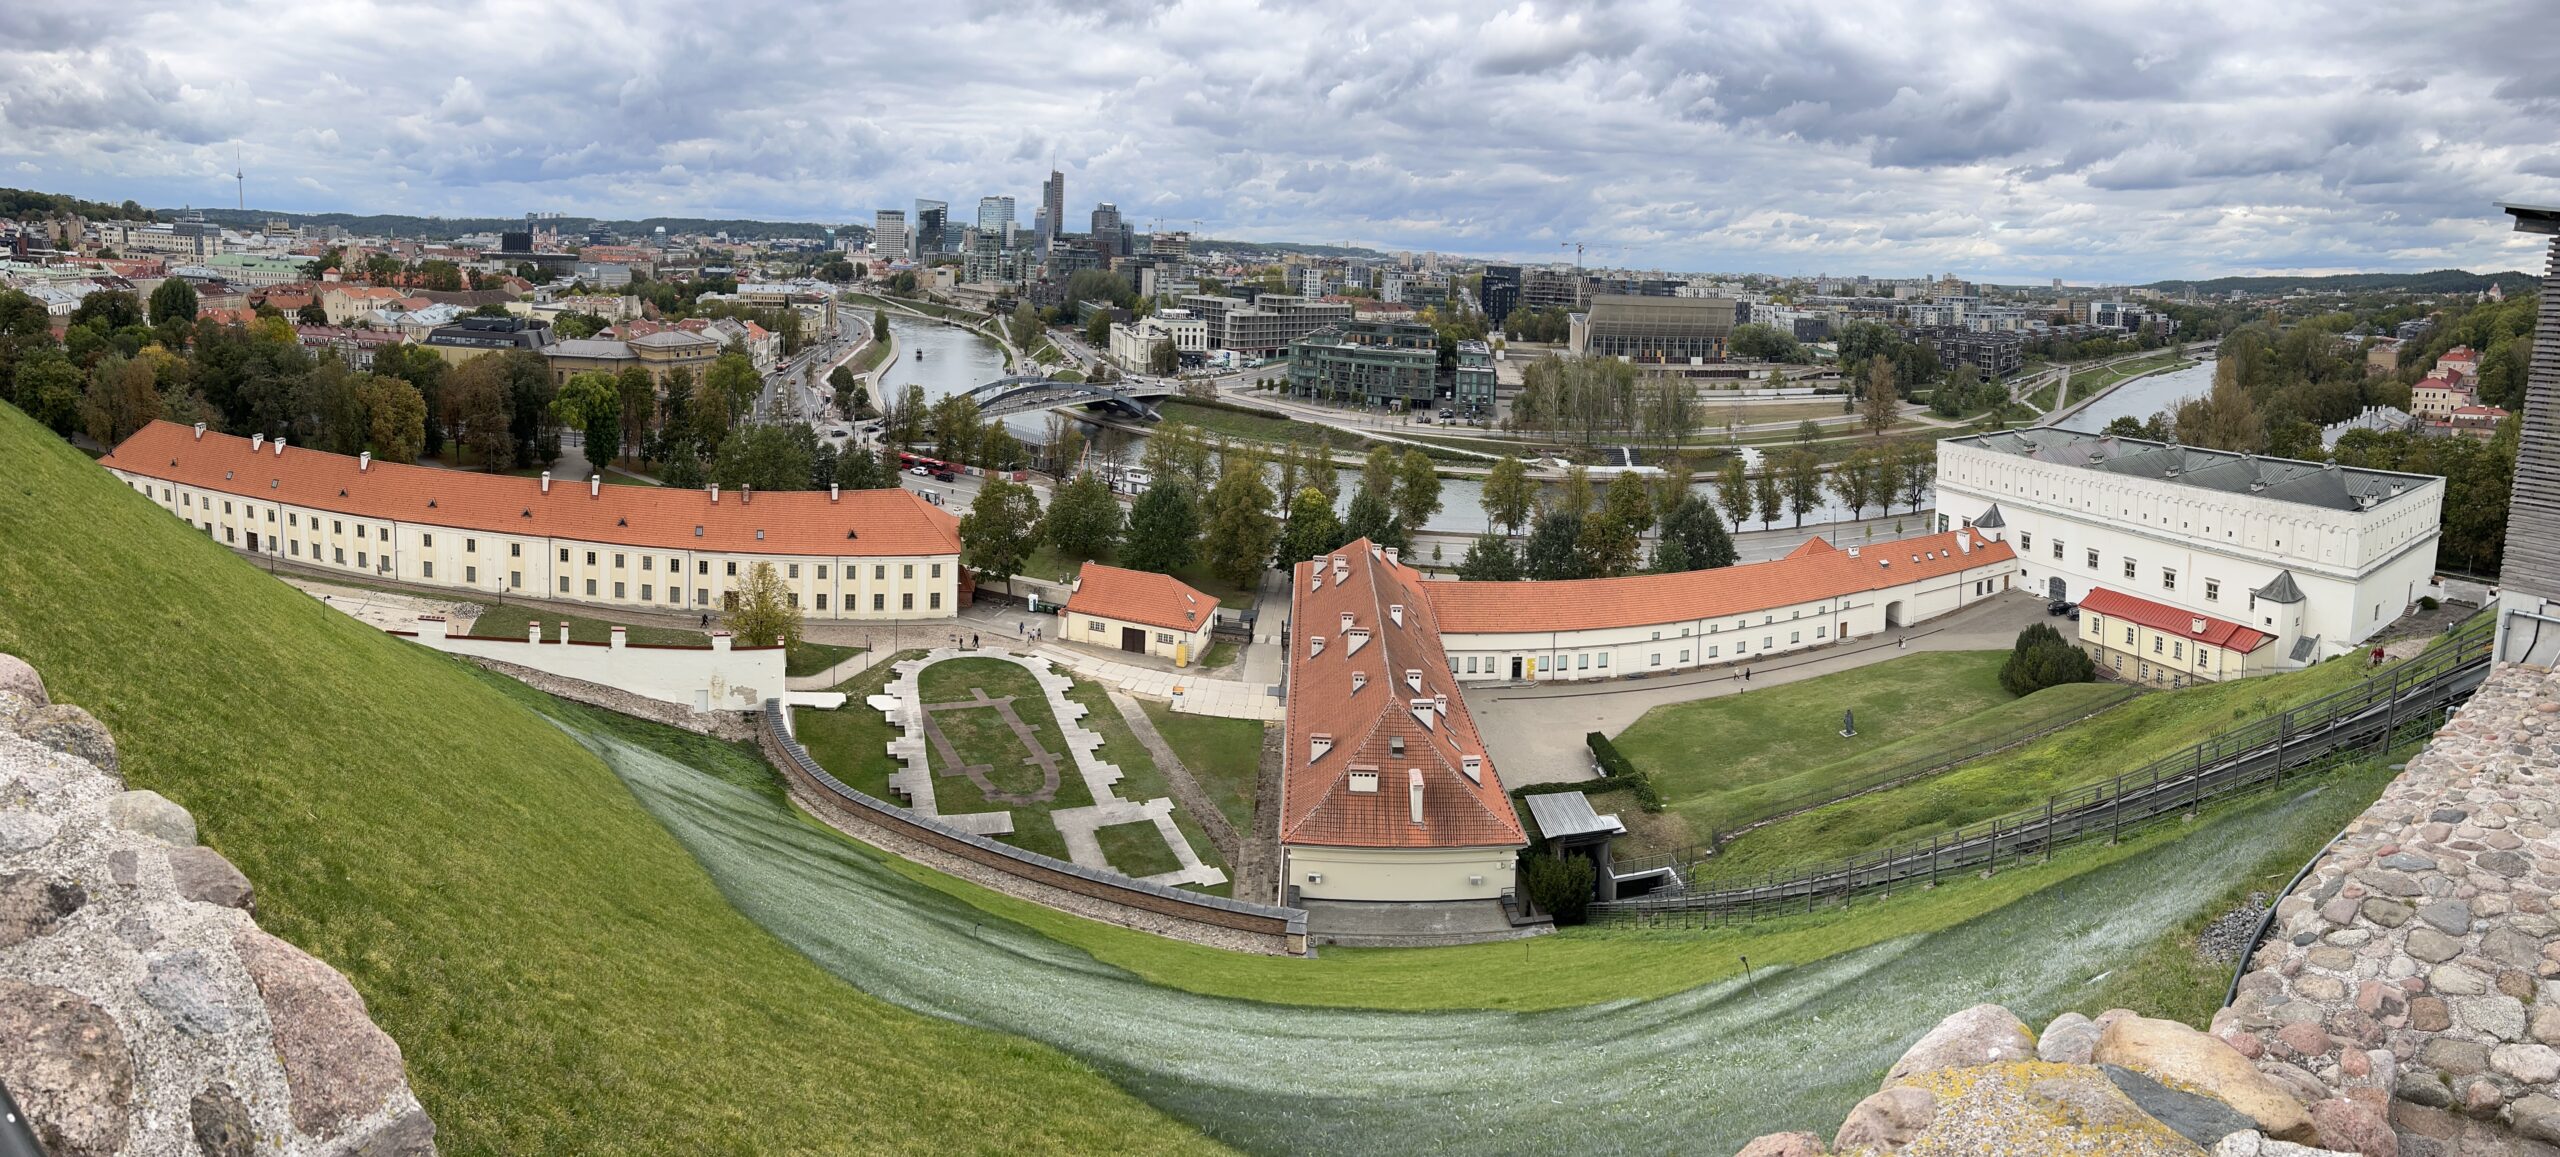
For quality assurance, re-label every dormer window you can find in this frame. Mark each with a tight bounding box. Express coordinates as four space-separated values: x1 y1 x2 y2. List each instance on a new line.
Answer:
1412 701 1436 730
1389 736 1405 756
1351 671 1367 693
1346 628 1372 655
1389 604 1405 627
1348 769 1379 793
1405 669 1423 693
1309 734 1333 762
1340 611 1355 632
1460 755 1484 783
1309 635 1326 658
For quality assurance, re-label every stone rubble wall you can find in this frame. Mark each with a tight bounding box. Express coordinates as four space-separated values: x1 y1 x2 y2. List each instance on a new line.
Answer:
0 653 435 1157
2220 661 2560 1156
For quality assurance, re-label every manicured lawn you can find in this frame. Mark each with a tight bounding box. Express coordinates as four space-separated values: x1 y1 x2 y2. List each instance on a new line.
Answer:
919 659 1094 861
465 600 707 647
1695 652 2389 883
1611 652 2136 849
792 650 928 800
1157 400 1369 453
1139 701 1265 835
1198 641 1241 670
785 638 865 678
1062 682 1227 892
2027 381 2060 411
1096 820 1185 878
0 405 1211 1154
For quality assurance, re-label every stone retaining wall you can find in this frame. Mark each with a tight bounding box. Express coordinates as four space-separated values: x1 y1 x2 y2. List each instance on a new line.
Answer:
470 656 758 742
2220 661 2560 1156
0 653 434 1156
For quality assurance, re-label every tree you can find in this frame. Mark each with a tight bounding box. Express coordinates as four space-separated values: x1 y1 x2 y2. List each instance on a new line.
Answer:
1120 480 1199 573
1085 310 1113 348
927 393 982 464
1651 496 1738 574
1043 472 1124 561
147 277 198 329
1861 355 1899 436
728 562 802 650
1342 485 1405 553
1829 445 1874 518
1522 852 1596 925
872 310 889 344
79 355 161 446
12 347 83 434
551 372 622 468
615 367 655 460
356 375 426 464
1202 461 1279 588
1275 486 1345 565
1895 440 1936 514
1524 509 1588 580
1777 448 1824 527
713 423 816 492
1009 302 1042 351
1391 449 1443 533
1727 322 1801 363
1457 534 1523 581
959 477 1042 596
707 352 760 421
1481 454 1534 535
1752 468 1781 528
444 354 514 470
1147 337 1178 377
1553 464 1594 518
2001 623 2096 696
1795 419 1823 444
2173 358 2266 452
70 290 145 333
1716 457 1753 530
691 369 732 447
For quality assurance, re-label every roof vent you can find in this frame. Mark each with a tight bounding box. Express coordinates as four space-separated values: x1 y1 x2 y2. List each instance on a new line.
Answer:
2190 617 2206 634
1847 546 1860 558
1340 611 1355 632
1408 768 1425 826
829 484 840 502
1351 671 1367 693
695 526 704 536
710 484 720 503
742 485 752 504
846 529 859 539
1406 669 1423 693
1309 635 1326 659
590 474 601 497
541 472 552 494
1412 701 1435 730
1390 736 1406 756
1460 754 1483 784
337 488 347 497
273 437 286 456
755 529 765 540
192 422 206 440
360 451 372 472
521 508 531 518
616 517 627 527
251 434 264 452
225 470 233 480
1309 733 1333 763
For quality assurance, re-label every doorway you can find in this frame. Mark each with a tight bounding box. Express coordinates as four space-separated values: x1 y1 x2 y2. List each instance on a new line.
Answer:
245 531 259 553
2049 576 2067 602
1509 656 1524 680
1884 600 1904 629
1121 626 1146 653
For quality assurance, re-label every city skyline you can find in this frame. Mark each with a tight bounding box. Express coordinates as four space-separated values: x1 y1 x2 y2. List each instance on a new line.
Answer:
4 1 2556 281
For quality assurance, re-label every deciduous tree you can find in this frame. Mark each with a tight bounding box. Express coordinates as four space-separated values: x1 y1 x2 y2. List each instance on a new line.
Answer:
1482 454 1535 535
1274 486 1344 565
959 477 1042 597
356 375 426 464
1716 457 1752 530
1457 534 1523 581
1043 472 1124 562
728 562 802 650
1391 449 1442 533
1202 462 1278 588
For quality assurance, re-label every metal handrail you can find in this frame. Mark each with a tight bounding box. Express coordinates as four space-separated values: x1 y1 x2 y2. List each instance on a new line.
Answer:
1592 614 2494 924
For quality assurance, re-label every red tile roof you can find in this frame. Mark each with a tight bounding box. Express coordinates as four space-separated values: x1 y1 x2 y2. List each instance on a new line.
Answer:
1065 562 1214 635
2077 587 2273 653
1424 529 2016 634
1281 541 1526 851
104 420 959 559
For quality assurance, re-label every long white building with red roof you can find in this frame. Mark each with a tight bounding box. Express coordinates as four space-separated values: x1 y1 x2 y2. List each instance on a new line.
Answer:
1283 540 1526 903
104 420 964 621
1426 528 2020 683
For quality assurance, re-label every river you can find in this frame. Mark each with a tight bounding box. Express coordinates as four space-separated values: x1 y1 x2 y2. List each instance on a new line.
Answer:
2059 357 2218 433
864 309 1915 533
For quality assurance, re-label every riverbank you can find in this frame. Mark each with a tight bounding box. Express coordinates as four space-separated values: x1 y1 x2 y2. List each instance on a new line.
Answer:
2039 344 2217 430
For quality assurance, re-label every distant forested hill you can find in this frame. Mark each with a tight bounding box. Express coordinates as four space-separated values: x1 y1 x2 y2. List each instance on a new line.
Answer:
2143 269 2536 297
160 207 843 242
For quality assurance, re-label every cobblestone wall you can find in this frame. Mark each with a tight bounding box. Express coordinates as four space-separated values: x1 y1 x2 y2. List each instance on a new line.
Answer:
0 653 434 1156
2219 661 2560 1156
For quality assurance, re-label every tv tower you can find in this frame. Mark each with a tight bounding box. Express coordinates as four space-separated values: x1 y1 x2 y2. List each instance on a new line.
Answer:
233 143 244 211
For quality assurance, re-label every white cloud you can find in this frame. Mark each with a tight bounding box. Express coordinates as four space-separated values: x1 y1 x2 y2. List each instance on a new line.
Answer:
0 0 2552 281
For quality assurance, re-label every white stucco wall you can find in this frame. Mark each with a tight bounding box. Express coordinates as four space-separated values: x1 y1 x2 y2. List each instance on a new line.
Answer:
1282 844 1517 903
397 616 784 712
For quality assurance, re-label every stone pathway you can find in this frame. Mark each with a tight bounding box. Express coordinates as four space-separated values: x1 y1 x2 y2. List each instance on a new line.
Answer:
867 648 1222 886
786 647 890 692
1035 645 1283 721
2220 661 2560 1154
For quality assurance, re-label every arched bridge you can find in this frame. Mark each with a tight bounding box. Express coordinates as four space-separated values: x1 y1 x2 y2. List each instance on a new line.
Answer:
957 376 1175 422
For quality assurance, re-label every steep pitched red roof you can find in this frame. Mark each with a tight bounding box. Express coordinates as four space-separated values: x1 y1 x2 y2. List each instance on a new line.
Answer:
1425 529 2016 634
2078 587 2273 653
104 420 959 559
1065 562 1214 634
1281 541 1526 851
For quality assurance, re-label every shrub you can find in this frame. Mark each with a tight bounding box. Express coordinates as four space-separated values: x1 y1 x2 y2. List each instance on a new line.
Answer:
1584 731 1663 812
2001 623 2097 697
1521 853 1597 925
2419 595 2441 611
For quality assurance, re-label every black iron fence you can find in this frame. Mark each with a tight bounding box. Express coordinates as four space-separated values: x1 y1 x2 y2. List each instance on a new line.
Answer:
1592 615 2495 927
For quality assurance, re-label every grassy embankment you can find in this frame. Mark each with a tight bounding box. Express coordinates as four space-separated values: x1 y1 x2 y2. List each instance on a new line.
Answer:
1610 652 2136 853
1138 703 1265 835
2065 352 2198 410
0 403 1214 1154
1695 651 2387 883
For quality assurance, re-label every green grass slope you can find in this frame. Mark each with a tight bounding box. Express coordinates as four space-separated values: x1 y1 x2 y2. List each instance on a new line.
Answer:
0 404 1213 1155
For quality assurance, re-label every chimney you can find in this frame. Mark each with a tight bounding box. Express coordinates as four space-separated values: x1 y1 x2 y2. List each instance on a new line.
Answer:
359 451 371 472
273 437 286 456
557 621 572 645
1384 546 1400 566
742 485 752 505
1958 533 1970 554
590 474 601 497
1407 768 1425 826
251 433 264 452
610 625 626 650
829 483 840 502
710 483 720 503
193 422 207 440
541 472 552 494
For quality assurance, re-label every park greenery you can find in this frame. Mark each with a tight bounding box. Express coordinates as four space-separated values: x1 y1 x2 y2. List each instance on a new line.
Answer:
2000 623 2098 696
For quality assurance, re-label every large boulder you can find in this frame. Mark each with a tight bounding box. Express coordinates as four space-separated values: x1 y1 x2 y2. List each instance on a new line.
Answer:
2094 1013 2316 1142
0 653 45 704
1885 1003 2036 1082
1832 1086 1936 1151
108 789 197 845
2305 1098 2395 1157
14 703 118 779
1733 1132 1827 1157
167 846 254 911
233 926 415 1139
0 979 135 1157
2040 1012 2101 1065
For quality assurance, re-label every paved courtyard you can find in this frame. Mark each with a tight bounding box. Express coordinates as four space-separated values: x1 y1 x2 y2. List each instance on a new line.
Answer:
869 648 1226 888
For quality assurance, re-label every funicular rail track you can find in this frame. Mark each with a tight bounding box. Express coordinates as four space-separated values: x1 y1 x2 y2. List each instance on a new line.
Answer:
1591 616 2496 927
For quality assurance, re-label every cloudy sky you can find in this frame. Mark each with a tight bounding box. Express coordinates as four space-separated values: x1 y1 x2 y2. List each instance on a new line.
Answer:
7 0 2557 282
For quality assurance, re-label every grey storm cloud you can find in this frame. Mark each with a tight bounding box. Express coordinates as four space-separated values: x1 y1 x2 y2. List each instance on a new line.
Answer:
1 0 2553 281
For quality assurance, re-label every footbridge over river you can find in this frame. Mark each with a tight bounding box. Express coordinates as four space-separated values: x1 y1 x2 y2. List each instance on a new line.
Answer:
958 376 1175 422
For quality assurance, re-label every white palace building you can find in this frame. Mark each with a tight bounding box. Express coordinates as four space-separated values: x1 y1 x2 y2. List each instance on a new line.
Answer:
1934 429 2444 684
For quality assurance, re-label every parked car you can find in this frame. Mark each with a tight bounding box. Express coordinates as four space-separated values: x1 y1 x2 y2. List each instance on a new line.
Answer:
1438 409 1455 419
2047 599 2073 616
933 470 958 483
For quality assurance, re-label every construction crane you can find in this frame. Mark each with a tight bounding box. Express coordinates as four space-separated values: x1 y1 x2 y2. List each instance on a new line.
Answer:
1561 241 1584 272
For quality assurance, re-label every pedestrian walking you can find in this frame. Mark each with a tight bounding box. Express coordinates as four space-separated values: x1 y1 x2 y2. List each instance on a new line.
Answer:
971 633 979 649
1897 635 1906 650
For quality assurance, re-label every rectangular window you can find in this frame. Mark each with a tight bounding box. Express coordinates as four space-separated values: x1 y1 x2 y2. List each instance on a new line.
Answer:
1680 649 1691 662
901 593 914 610
642 556 652 571
2204 579 2220 602
2162 569 2176 591
613 582 626 599
787 563 799 579
875 565 886 580
290 541 300 557
559 548 569 563
1762 636 1773 649
725 561 738 577
1597 654 1608 668
465 538 475 552
2018 532 2031 551
224 527 235 543
817 565 828 580
560 576 570 593
1576 654 1588 670
511 572 522 589
904 564 915 579
639 583 652 601
2172 641 2183 660
354 524 363 539
1789 631 1800 644
2122 558 2137 579
333 520 342 534
614 553 625 569
1816 625 1828 639
356 551 367 568
2124 627 2135 645
699 561 709 575
787 592 798 608
465 566 476 583
2052 540 2063 560
815 594 827 610
929 592 942 610
2152 635 2164 654
510 543 521 557
698 588 710 604
2086 549 2098 569
931 563 942 578
585 579 598 596
666 557 677 573
289 512 298 527
874 594 886 611
1155 631 1174 644
422 533 433 548
1649 653 1661 667
422 561 434 578
586 551 597 566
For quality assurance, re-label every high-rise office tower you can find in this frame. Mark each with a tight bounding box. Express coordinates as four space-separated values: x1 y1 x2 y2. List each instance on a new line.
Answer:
1040 170 1065 250
977 196 1015 243
1091 202 1131 258
913 200 948 256
874 209 908 261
